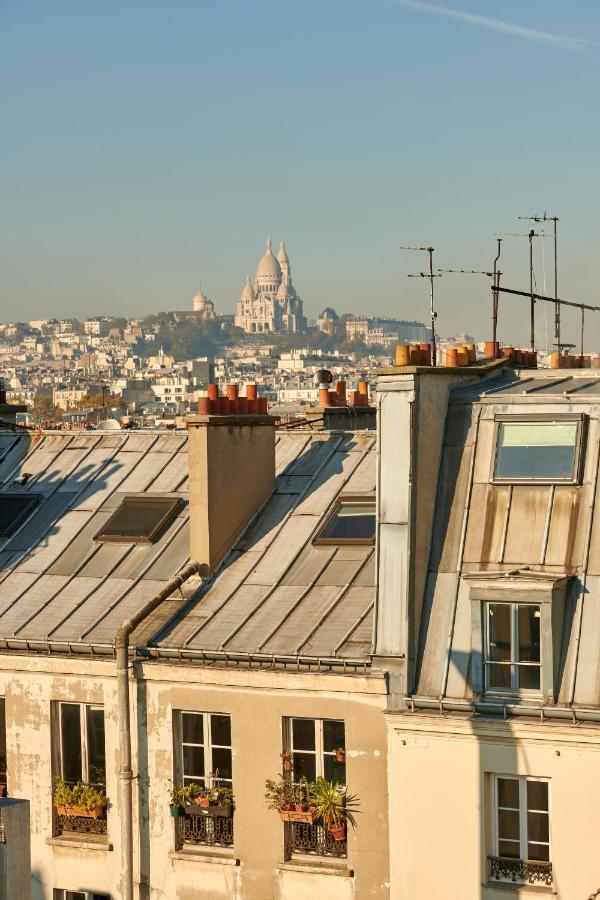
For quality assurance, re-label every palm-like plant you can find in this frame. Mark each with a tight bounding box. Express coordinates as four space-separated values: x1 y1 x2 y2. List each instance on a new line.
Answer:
310 777 359 832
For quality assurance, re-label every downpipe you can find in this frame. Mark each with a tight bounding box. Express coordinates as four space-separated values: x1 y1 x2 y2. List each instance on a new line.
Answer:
115 561 202 900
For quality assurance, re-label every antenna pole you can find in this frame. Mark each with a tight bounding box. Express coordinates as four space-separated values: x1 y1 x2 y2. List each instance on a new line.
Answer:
493 238 502 347
529 230 535 350
554 217 560 350
427 247 437 366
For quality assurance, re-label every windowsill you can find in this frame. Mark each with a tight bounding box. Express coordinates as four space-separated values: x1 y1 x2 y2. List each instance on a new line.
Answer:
169 846 239 866
483 881 556 895
47 834 112 852
279 858 354 878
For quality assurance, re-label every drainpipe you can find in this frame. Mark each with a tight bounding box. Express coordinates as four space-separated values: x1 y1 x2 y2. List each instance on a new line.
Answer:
115 561 202 900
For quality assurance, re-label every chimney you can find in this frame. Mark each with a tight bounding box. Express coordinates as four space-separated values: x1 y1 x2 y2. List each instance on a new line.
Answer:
187 388 275 573
373 356 508 708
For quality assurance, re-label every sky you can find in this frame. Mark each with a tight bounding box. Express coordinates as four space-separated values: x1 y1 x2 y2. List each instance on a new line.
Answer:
1 0 600 349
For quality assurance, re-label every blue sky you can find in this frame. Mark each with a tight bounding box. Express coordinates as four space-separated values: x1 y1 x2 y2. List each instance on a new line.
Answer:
1 0 599 348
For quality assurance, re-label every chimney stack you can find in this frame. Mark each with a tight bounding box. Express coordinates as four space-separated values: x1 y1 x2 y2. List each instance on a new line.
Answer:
187 404 276 574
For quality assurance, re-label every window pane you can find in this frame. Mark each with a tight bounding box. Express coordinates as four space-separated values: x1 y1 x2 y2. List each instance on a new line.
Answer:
94 496 183 543
497 778 519 809
527 811 549 843
527 780 548 812
211 715 231 747
495 421 577 480
211 748 232 781
518 606 541 663
324 755 346 785
293 752 316 782
183 746 204 779
65 893 86 900
498 840 520 859
517 665 541 691
498 809 520 841
320 502 375 542
86 707 106 785
528 842 550 862
323 720 345 753
60 704 82 784
488 605 511 662
487 663 511 689
292 719 315 751
182 713 203 745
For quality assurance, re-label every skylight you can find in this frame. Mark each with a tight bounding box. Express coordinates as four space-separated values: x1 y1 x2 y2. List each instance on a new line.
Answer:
0 494 40 537
94 496 184 544
314 496 376 545
494 417 583 483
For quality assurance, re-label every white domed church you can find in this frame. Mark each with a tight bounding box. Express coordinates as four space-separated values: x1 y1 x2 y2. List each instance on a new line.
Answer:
235 238 307 334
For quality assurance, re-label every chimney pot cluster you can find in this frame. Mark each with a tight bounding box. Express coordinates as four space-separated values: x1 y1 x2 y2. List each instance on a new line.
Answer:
319 379 370 408
197 383 267 415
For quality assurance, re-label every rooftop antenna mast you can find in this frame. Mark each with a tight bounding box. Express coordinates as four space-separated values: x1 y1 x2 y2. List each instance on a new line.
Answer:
400 245 440 365
495 231 542 350
438 257 503 351
518 213 560 349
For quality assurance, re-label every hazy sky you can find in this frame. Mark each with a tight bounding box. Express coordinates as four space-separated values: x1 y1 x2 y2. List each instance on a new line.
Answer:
2 0 599 349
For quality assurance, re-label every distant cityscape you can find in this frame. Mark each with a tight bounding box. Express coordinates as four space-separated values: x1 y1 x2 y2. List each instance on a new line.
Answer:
0 236 445 428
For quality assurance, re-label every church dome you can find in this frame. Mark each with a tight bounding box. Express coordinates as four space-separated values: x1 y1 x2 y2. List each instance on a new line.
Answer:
277 282 289 300
277 241 289 264
242 276 255 300
256 237 282 281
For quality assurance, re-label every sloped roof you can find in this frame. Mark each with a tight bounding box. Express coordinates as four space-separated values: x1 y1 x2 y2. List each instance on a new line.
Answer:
0 428 375 662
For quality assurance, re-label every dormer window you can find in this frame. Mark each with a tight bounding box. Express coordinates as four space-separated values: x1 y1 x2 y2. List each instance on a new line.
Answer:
485 602 541 693
493 415 585 483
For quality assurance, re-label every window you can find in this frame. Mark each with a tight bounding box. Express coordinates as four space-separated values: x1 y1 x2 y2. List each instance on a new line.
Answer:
494 417 584 482
0 494 40 537
287 718 346 784
314 496 375 545
53 892 110 900
490 776 551 885
59 703 106 786
94 495 183 543
485 603 541 693
178 712 232 788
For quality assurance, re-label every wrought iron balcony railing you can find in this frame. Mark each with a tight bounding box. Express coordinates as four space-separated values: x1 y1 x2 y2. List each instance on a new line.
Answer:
56 813 108 837
288 821 347 858
176 809 234 848
488 855 552 886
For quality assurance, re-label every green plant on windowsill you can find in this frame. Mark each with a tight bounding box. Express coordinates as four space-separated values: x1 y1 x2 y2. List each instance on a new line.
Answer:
310 777 359 841
168 782 188 816
264 774 295 812
53 776 107 818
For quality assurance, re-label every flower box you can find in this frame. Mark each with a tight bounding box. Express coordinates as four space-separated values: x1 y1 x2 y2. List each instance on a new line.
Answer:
279 807 318 824
183 804 233 818
56 804 105 819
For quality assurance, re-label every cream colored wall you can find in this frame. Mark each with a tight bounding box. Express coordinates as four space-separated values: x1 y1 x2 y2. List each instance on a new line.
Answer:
388 714 600 900
0 655 389 900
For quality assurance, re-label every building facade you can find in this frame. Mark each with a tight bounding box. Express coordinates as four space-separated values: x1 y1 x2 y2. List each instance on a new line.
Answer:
235 238 307 334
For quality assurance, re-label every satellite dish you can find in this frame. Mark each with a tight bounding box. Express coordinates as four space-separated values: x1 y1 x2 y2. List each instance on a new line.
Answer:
96 418 121 431
315 368 333 385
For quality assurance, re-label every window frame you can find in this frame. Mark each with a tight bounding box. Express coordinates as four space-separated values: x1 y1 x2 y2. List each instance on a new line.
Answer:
491 413 586 485
175 710 233 789
491 774 551 867
484 601 542 696
313 494 376 546
57 701 106 787
0 493 41 537
284 717 346 786
53 891 110 900
93 494 184 544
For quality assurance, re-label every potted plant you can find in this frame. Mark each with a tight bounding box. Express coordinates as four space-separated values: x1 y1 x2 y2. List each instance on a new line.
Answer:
168 782 186 817
310 777 358 841
53 776 107 819
280 751 294 773
334 747 346 763
265 775 317 824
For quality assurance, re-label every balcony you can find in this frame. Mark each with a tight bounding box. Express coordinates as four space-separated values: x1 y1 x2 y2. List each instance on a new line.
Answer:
55 810 108 837
175 807 234 848
488 856 552 887
288 821 347 859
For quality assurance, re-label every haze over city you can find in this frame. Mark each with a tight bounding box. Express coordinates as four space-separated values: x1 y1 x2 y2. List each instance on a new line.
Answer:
2 0 600 348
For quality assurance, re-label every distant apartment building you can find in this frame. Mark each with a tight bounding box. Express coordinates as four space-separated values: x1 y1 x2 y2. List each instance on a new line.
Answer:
84 317 111 336
52 387 88 410
345 316 431 345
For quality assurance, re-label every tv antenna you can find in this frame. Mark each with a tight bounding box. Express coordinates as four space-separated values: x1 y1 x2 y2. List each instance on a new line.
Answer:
495 230 542 350
438 238 503 350
518 214 560 349
400 245 440 365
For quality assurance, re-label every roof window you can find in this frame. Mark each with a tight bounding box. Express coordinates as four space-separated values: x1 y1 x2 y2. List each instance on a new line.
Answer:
314 496 376 545
94 495 183 544
493 416 585 483
0 494 40 537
